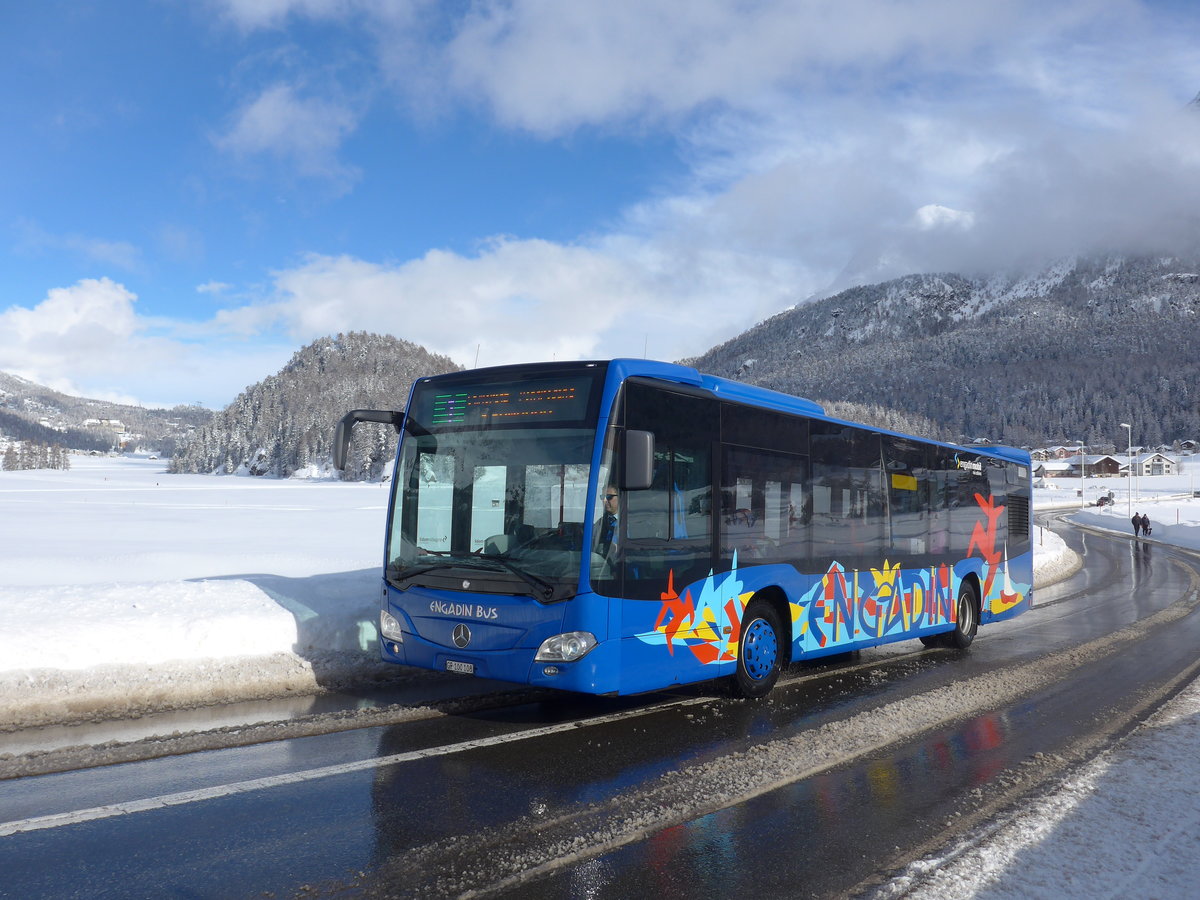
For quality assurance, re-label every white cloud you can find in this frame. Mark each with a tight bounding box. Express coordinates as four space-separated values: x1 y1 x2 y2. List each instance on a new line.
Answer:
437 0 1119 136
0 279 292 409
211 236 808 369
913 205 975 232
215 82 360 184
211 0 366 30
0 279 150 398
51 0 1189 412
199 1 1200 289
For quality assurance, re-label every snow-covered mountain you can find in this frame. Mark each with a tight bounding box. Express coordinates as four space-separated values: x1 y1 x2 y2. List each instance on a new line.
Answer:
0 371 212 453
685 255 1200 447
168 332 460 479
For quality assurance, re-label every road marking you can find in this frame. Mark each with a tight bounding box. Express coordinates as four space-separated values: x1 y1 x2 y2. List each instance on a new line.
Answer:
0 695 712 837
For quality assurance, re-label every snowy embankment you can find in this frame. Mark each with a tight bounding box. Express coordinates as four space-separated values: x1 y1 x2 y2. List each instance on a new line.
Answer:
0 456 1088 731
0 456 398 730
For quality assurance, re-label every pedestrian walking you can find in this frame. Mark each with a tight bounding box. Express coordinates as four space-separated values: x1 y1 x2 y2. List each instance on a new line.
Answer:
1132 511 1142 537
1140 513 1152 536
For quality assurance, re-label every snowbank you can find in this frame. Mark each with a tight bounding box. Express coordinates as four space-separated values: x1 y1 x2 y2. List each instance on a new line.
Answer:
893 670 1200 900
1031 525 1079 586
0 456 398 729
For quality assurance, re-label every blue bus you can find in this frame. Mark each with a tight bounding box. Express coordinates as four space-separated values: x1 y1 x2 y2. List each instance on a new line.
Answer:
334 359 1032 698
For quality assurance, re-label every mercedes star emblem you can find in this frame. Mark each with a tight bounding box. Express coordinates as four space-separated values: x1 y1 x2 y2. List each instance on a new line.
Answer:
452 623 471 649
462 579 471 590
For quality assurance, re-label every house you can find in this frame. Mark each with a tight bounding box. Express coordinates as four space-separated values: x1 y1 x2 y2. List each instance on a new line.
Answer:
1072 454 1123 477
1130 452 1177 477
1034 461 1074 478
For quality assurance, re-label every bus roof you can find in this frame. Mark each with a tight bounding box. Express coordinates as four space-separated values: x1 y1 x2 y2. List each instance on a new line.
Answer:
607 358 1031 466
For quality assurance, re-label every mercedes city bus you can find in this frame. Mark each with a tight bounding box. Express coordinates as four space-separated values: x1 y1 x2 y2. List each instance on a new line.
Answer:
334 359 1032 698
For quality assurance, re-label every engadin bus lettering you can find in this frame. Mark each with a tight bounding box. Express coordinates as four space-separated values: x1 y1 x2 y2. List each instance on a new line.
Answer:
334 359 1032 698
430 600 499 620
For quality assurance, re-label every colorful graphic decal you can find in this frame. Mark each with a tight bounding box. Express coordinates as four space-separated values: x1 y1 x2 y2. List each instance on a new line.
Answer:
638 493 1031 665
641 556 754 664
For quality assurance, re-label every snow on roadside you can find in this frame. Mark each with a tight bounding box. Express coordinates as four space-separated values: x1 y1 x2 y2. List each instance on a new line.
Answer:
878 467 1200 900
884 673 1200 900
0 456 398 729
1031 525 1078 587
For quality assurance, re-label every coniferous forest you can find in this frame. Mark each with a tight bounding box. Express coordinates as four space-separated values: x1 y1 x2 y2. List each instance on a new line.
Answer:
686 255 1200 449
167 332 460 480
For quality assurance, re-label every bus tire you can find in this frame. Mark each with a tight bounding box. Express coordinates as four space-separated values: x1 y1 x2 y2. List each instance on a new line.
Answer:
733 600 784 698
946 581 980 649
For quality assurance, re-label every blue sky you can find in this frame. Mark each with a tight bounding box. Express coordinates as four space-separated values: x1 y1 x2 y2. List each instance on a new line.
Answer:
2 0 1199 408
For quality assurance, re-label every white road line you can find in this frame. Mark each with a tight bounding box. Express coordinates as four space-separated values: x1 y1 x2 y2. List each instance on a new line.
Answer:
0 695 711 837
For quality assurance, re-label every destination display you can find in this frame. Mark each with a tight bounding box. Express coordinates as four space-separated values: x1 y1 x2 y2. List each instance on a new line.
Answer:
411 372 599 431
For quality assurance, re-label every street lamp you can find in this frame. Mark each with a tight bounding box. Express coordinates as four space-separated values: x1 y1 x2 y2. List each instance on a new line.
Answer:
1120 423 1132 518
1078 440 1086 508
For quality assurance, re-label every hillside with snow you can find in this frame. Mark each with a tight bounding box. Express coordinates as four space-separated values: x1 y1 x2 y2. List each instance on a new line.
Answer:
168 332 460 481
0 371 211 454
686 255 1200 448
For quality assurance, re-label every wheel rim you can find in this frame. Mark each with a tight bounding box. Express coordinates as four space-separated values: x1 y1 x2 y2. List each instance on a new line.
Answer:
742 617 778 680
958 589 976 634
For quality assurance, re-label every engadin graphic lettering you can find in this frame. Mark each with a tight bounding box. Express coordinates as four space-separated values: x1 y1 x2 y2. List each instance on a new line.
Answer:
637 493 1031 663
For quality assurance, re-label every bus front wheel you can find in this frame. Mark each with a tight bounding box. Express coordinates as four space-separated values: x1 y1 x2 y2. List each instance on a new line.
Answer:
733 600 783 698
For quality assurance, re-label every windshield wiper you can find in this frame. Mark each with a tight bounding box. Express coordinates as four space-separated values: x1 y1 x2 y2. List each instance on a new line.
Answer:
472 552 557 600
390 551 557 601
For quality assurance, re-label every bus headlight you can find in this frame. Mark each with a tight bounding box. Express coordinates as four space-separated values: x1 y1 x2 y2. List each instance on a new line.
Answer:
380 610 404 643
535 631 597 662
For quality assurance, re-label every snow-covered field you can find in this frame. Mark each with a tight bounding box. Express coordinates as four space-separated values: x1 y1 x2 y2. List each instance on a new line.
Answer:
0 455 397 729
3 454 1200 898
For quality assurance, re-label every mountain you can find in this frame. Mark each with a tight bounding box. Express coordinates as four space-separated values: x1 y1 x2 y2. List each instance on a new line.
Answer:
169 332 461 479
0 371 212 454
685 256 1200 448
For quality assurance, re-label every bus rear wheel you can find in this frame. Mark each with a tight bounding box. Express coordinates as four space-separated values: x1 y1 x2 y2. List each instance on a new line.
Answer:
945 581 980 649
920 581 980 649
733 600 783 698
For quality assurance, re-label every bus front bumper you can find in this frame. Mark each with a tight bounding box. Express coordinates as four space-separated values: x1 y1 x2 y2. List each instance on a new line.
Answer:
380 630 622 695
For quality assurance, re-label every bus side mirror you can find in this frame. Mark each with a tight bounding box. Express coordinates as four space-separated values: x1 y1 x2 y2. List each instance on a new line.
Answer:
333 409 403 471
624 430 655 490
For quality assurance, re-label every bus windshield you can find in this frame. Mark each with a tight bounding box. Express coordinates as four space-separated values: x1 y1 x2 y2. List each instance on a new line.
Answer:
386 368 608 601
387 427 597 600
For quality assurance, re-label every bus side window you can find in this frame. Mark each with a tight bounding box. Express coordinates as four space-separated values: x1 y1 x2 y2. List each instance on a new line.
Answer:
811 423 884 567
621 381 718 599
720 445 808 565
885 436 930 560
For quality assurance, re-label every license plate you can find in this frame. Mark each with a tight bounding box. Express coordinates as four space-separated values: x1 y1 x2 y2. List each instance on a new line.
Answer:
445 660 475 675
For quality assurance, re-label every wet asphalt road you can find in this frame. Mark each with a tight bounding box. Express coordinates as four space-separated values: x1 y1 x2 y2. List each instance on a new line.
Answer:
2 518 1198 899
